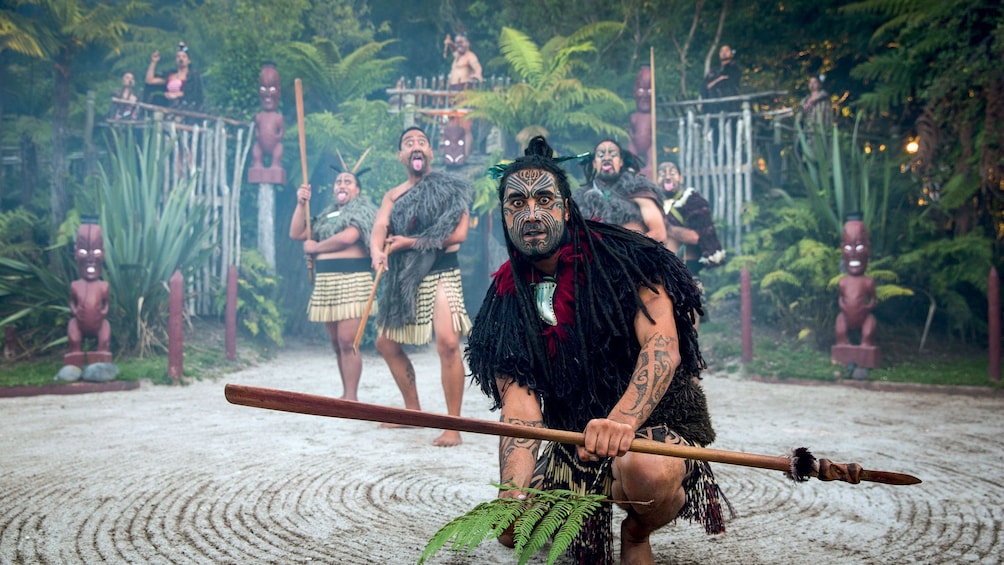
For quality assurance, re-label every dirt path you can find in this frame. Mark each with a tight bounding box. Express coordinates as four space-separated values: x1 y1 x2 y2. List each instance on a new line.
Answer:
2 343 1002 564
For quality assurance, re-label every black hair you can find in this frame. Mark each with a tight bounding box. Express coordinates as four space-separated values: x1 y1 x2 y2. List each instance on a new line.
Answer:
482 136 704 423
496 136 573 201
398 126 427 150
580 138 646 183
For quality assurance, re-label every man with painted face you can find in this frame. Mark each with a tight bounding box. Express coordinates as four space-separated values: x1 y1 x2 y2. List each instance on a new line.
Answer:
370 126 472 447
290 168 377 400
468 136 731 564
574 139 667 244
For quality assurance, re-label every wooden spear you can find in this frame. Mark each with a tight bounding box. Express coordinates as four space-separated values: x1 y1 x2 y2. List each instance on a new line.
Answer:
650 46 658 177
295 78 313 284
224 384 921 486
352 241 391 352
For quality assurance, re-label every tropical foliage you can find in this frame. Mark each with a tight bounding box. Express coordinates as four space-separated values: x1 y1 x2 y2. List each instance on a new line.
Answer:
216 249 284 353
843 0 1004 243
1 0 1001 363
97 126 215 356
459 24 628 154
795 116 891 244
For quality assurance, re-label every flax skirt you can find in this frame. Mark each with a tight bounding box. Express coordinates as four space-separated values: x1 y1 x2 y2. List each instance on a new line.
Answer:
379 267 471 345
307 259 375 323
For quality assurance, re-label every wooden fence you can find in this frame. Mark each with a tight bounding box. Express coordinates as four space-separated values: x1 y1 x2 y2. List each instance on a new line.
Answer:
108 101 253 315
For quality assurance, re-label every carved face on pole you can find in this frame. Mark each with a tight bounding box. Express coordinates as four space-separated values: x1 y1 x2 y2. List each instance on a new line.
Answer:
502 169 569 259
439 125 466 167
841 220 870 276
259 64 281 112
634 66 652 113
75 223 105 282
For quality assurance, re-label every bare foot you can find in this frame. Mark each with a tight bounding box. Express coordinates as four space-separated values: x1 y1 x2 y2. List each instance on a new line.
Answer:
619 538 654 565
620 520 654 565
432 430 462 447
378 422 419 429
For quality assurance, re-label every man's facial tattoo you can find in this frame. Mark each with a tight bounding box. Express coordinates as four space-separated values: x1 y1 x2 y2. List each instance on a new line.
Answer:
503 169 566 259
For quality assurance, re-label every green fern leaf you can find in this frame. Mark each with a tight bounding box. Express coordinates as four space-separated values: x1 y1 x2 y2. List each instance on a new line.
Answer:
419 500 500 563
518 498 576 565
547 495 603 564
512 497 552 554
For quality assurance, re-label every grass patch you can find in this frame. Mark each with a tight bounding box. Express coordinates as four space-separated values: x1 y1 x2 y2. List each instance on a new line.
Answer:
0 319 266 389
698 303 1003 389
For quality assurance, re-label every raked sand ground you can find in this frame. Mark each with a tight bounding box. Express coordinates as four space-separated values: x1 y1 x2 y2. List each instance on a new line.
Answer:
2 341 1002 564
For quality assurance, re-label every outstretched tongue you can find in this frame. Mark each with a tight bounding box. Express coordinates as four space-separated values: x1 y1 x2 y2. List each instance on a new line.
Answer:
411 157 424 172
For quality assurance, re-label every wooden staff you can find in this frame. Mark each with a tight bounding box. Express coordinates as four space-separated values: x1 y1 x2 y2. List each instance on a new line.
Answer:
295 78 313 284
352 242 391 351
649 46 658 176
224 384 922 486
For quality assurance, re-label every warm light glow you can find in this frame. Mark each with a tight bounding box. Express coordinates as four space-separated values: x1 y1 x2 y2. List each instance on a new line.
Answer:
864 143 872 154
906 139 920 154
879 144 887 152
672 146 679 153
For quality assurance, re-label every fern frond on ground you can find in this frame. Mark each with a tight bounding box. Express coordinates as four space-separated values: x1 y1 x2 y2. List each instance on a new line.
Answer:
418 485 606 565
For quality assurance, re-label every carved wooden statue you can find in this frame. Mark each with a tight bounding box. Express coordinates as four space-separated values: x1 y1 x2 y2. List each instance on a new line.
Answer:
628 65 653 179
439 124 468 168
832 216 880 368
248 63 286 184
65 220 112 368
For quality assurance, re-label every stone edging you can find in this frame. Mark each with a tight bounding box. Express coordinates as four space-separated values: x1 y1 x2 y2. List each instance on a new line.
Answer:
0 380 141 399
750 374 1004 398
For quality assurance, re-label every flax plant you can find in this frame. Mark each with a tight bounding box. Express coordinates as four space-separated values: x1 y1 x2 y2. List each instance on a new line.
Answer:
98 126 215 356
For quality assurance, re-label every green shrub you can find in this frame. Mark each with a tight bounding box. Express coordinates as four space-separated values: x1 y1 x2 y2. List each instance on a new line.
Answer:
98 126 215 356
216 249 284 354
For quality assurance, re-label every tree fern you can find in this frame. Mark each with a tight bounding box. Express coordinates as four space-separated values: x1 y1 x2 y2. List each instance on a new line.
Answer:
419 485 606 565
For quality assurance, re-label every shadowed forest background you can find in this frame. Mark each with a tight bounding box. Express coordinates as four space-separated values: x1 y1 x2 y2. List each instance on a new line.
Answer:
2 0 1002 383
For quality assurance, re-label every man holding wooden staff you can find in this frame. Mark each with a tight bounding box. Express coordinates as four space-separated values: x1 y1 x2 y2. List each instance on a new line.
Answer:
369 126 472 447
467 136 731 564
290 165 377 401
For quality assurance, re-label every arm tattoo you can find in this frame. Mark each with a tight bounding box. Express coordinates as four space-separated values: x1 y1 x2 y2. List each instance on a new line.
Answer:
499 416 542 484
618 333 678 422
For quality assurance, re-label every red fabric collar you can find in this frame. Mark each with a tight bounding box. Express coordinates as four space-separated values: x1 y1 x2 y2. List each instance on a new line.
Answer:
492 244 585 350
